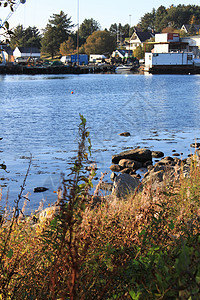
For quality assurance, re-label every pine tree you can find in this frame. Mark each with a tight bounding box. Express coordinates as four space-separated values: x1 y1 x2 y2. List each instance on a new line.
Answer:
41 11 74 58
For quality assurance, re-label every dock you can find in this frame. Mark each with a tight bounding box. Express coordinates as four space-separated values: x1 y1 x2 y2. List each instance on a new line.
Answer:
0 64 116 75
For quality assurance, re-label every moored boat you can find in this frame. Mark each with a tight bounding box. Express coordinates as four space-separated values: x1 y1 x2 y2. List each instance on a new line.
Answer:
115 64 138 73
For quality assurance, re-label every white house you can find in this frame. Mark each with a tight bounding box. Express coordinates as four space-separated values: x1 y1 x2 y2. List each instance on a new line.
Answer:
181 35 200 57
13 47 40 59
126 28 155 51
144 32 200 72
111 49 133 59
153 33 185 53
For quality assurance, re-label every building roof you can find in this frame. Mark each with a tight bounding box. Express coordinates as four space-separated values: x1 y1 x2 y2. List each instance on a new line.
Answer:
17 47 40 53
117 49 133 55
130 28 155 43
182 24 200 33
2 46 13 55
136 31 154 42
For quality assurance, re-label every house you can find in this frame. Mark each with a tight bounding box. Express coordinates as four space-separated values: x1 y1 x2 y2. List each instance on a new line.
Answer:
181 35 200 57
126 27 155 51
181 24 200 35
1 46 14 62
153 33 187 53
111 49 133 59
13 47 40 60
145 32 200 57
144 32 200 73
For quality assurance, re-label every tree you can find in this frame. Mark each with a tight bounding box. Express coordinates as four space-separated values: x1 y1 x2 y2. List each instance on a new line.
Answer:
41 11 74 58
84 30 116 55
139 9 156 31
109 23 118 35
9 25 41 49
138 4 200 33
109 23 124 47
24 26 41 48
60 37 75 55
188 24 196 35
41 25 58 58
79 18 100 45
0 0 18 40
0 0 16 7
109 23 134 48
48 11 73 44
154 5 168 32
133 45 144 60
9 24 24 48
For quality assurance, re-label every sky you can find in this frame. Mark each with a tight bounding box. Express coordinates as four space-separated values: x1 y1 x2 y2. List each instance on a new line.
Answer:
1 0 200 32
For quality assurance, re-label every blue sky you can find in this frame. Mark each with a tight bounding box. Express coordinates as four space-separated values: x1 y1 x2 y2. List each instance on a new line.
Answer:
1 0 200 31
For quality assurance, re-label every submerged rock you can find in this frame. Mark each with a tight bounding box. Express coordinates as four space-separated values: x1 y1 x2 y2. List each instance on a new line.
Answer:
33 187 49 193
119 132 131 137
152 151 164 158
190 142 200 148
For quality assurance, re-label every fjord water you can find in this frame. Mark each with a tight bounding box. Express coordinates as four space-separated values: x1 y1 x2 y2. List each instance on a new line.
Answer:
0 73 200 210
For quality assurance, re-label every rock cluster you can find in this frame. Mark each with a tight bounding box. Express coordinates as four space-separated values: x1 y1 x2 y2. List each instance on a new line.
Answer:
106 147 200 198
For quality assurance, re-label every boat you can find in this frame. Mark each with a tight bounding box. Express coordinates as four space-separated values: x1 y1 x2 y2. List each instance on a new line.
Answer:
115 64 138 74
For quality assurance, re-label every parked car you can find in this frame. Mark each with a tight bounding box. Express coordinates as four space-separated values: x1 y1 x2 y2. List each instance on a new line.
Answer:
14 57 27 65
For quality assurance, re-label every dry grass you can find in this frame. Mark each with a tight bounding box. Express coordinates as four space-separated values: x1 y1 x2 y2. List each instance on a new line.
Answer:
0 157 199 299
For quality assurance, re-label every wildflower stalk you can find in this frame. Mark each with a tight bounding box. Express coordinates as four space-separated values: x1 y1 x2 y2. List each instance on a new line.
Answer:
47 114 95 299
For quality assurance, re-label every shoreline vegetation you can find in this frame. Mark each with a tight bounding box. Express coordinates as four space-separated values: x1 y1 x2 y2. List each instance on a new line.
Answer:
0 116 200 299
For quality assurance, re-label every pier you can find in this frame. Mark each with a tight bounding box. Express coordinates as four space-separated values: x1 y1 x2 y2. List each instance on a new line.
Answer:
0 63 116 75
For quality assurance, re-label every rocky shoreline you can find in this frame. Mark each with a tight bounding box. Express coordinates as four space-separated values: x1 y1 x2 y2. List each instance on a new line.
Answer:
102 143 200 198
32 143 200 206
30 143 200 226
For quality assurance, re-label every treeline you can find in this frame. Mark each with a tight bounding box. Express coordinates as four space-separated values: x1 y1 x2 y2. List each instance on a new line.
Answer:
138 4 200 32
7 11 129 59
5 4 200 59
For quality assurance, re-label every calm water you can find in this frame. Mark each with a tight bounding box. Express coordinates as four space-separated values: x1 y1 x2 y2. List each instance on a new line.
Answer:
1 73 200 211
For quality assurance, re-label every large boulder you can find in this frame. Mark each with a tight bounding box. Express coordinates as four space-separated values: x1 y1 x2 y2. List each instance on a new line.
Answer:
118 159 142 171
112 173 140 198
112 148 152 164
